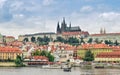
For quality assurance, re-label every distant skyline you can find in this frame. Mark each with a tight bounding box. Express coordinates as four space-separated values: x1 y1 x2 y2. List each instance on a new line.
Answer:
0 0 120 38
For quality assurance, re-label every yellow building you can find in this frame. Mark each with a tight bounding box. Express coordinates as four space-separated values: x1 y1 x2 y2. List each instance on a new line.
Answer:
77 43 113 58
95 52 120 63
0 47 22 60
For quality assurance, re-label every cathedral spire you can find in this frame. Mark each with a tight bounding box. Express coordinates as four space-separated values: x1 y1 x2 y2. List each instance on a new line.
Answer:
61 17 67 33
69 22 71 28
63 17 65 24
103 28 106 34
57 21 61 34
100 28 103 34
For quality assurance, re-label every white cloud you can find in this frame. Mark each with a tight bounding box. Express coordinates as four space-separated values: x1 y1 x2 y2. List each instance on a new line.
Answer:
99 12 120 21
69 11 120 34
0 0 6 8
80 6 93 12
42 0 54 6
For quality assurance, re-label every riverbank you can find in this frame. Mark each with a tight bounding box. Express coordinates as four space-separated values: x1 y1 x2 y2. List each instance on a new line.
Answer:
0 62 16 67
0 62 120 69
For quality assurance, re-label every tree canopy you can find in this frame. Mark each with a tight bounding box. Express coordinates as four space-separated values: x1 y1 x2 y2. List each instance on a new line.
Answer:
32 50 54 62
23 38 29 42
31 36 36 42
15 55 23 66
83 50 94 61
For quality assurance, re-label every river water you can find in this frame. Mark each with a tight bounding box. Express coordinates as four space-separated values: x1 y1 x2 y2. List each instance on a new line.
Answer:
0 67 120 75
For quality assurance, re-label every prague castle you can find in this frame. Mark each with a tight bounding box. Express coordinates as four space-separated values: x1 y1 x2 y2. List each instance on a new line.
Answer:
18 18 89 41
57 17 81 34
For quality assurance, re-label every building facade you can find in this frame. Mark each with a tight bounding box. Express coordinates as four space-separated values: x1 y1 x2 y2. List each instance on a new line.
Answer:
0 47 22 60
95 52 120 63
56 18 81 34
77 43 113 58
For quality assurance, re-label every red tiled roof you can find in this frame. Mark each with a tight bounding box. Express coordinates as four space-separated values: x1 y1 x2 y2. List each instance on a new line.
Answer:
111 46 120 51
6 41 23 47
0 46 22 53
77 43 110 49
33 56 48 60
62 31 89 36
96 52 120 58
5 36 15 38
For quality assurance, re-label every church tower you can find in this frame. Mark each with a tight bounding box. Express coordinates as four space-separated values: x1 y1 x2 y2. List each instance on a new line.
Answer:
56 22 61 34
69 22 71 31
61 17 67 33
100 28 103 34
103 28 106 34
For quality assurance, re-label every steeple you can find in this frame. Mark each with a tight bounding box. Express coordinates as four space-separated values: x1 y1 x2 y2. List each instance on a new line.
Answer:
100 28 103 34
69 22 71 31
69 22 71 28
61 17 67 33
63 17 65 24
56 22 61 34
103 28 106 34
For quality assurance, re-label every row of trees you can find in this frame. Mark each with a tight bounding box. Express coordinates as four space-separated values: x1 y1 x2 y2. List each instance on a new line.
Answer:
24 36 51 45
87 38 119 46
24 36 120 46
54 36 85 46
32 50 54 62
24 36 83 46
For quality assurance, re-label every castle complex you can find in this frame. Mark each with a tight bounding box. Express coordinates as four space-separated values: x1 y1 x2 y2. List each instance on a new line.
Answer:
18 18 88 41
57 17 81 34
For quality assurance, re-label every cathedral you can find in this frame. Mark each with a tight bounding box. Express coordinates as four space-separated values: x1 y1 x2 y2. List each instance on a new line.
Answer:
56 18 81 34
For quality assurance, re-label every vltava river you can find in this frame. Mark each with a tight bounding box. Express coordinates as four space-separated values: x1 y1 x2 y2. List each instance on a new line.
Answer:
0 67 120 75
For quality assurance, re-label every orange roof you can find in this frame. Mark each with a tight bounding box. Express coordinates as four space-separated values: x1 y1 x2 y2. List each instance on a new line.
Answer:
62 31 89 36
6 41 23 47
33 56 48 60
111 46 120 51
64 46 76 51
5 36 15 38
77 43 111 49
96 52 120 58
0 46 22 53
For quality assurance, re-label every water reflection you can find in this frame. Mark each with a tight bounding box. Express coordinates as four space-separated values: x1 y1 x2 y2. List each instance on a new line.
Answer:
0 67 119 75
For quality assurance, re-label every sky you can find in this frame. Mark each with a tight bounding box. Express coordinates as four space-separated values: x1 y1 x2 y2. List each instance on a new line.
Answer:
0 0 120 38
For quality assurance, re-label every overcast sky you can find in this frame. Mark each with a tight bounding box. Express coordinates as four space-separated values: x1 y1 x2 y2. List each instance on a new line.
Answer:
0 0 120 38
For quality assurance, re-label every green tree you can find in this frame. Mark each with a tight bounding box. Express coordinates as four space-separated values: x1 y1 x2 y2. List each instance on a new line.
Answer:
68 37 79 46
43 36 50 42
37 37 43 42
15 55 23 66
80 37 85 44
87 38 93 44
55 36 65 43
83 50 94 61
40 50 48 57
104 40 109 45
47 52 54 62
108 40 113 45
31 36 36 42
32 50 54 62
32 50 41 56
23 38 29 42
94 38 99 44
114 40 119 46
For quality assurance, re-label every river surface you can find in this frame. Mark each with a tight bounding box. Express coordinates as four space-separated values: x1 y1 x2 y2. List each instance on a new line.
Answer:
0 67 120 75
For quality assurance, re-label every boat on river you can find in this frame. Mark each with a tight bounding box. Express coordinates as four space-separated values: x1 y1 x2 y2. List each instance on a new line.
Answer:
42 65 62 69
63 67 71 72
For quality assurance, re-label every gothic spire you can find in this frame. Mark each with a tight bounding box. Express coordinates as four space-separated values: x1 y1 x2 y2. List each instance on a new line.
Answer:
103 28 106 34
100 28 103 34
57 21 61 34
